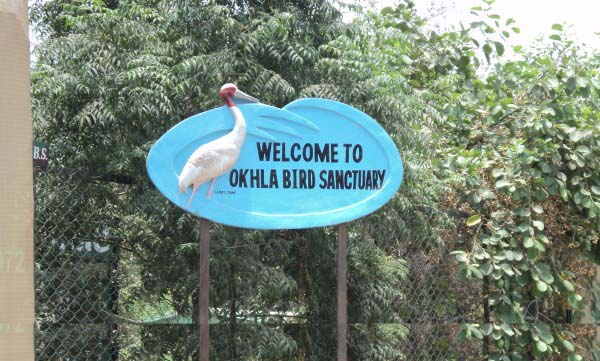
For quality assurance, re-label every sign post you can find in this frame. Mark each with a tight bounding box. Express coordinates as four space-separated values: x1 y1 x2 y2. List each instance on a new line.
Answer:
147 85 403 359
337 223 348 361
199 218 210 361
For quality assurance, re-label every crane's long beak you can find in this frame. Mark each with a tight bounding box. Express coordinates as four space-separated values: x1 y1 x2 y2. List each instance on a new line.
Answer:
233 89 259 103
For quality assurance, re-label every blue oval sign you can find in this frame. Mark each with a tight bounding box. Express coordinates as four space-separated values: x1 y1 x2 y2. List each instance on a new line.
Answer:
147 98 403 229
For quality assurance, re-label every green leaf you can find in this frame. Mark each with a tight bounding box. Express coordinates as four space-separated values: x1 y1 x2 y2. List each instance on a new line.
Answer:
501 263 514 276
491 168 504 178
466 214 482 226
536 280 548 292
483 43 493 63
494 41 505 56
400 54 413 65
501 323 515 336
576 77 589 88
568 293 584 309
536 323 554 344
470 326 484 339
514 207 531 217
536 340 548 353
560 338 575 352
495 179 511 189
561 279 575 292
480 262 493 275
560 186 569 201
549 34 561 41
380 6 394 15
469 265 484 279
532 220 544 230
567 77 578 92
452 251 468 263
524 238 534 248
536 264 554 284
569 353 583 361
551 23 563 31
532 204 543 214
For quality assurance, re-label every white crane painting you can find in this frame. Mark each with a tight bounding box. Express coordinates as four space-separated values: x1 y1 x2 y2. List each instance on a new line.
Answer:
177 83 258 208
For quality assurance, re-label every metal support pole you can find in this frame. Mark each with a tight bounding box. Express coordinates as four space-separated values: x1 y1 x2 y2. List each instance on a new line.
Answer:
199 218 210 361
337 223 348 361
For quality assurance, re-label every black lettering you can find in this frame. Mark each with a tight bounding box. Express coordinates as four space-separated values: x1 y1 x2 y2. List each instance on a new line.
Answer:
291 143 301 161
344 171 352 189
273 142 281 161
292 169 298 188
281 143 290 162
365 171 372 189
327 170 335 189
299 170 307 189
270 169 278 188
283 169 291 188
314 143 329 163
352 170 359 189
352 145 363 163
331 144 339 163
239 169 248 188
308 170 315 188
378 170 386 188
229 170 238 187
343 144 352 162
260 169 268 188
335 170 344 189
250 169 260 187
357 170 365 188
302 144 313 162
319 170 327 189
256 142 272 161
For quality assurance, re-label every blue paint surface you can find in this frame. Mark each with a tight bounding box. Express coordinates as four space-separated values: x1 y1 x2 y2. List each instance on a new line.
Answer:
147 98 403 229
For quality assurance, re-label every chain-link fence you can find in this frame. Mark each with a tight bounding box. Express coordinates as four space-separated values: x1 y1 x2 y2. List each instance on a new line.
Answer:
34 167 597 360
34 168 122 360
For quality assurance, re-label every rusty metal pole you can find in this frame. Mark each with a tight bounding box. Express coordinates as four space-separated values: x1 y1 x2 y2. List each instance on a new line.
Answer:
337 223 348 361
199 218 210 361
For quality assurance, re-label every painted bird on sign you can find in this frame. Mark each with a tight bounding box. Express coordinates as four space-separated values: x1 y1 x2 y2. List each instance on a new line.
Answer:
178 83 259 208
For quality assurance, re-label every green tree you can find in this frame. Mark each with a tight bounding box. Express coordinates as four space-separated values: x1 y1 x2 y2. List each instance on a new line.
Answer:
32 1 444 359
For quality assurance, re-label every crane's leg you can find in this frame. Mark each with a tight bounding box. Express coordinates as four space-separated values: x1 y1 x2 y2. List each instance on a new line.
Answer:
206 178 216 198
186 183 200 209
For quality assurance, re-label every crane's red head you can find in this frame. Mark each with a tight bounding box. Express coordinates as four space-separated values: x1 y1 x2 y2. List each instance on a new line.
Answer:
220 83 259 107
220 83 237 107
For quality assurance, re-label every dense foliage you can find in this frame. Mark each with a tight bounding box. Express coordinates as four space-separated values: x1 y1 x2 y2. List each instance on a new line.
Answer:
30 0 598 359
444 30 600 361
31 0 449 359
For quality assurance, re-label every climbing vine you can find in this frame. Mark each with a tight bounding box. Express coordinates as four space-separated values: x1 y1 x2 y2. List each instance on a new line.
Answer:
440 11 600 360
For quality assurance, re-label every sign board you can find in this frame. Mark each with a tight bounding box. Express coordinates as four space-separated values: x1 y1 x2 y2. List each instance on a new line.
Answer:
147 98 403 229
33 142 49 170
